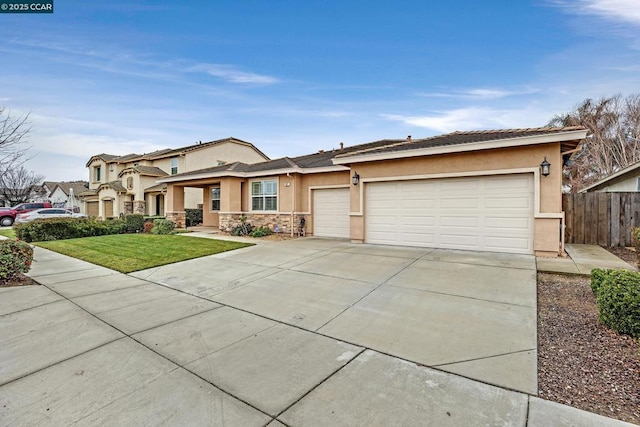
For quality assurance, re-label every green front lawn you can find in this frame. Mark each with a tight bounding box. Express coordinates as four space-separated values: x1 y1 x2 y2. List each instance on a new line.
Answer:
35 234 253 273
0 228 16 239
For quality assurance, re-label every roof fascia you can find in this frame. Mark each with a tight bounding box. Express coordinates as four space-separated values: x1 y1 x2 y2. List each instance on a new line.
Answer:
579 161 640 192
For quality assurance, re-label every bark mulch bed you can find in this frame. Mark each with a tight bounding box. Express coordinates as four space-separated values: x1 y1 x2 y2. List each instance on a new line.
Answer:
0 273 39 288
537 272 640 424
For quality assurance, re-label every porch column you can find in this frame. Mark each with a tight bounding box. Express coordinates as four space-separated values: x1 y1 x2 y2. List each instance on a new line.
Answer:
166 184 186 228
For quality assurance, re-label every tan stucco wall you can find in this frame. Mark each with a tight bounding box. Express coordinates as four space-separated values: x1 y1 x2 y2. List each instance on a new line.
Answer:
185 142 267 171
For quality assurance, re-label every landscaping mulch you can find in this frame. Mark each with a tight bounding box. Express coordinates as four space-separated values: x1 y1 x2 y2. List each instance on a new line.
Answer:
605 246 638 267
537 272 640 424
0 273 39 288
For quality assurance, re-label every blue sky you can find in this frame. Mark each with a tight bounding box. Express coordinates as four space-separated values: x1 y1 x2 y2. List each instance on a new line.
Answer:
1 0 639 181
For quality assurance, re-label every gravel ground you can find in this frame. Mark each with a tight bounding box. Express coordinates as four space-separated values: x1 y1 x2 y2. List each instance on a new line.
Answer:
537 272 640 424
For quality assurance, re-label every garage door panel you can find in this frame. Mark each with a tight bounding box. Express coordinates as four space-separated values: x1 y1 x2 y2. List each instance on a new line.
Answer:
485 217 530 229
486 197 531 209
440 216 478 227
313 188 350 239
366 174 534 254
485 236 530 251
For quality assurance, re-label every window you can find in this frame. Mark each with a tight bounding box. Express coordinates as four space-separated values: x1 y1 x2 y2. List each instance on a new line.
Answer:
251 180 277 211
94 166 101 182
217 160 227 166
637 177 640 191
211 187 220 211
170 158 178 175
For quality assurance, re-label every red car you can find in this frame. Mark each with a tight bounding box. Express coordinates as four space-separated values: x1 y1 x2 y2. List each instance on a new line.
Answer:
0 202 52 226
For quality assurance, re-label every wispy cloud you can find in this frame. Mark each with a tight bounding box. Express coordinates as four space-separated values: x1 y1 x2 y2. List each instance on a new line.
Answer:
575 0 640 25
417 87 539 100
381 106 550 133
188 63 279 84
552 0 640 25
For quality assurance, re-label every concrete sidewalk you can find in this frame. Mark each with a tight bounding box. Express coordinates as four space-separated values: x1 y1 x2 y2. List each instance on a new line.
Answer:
536 244 637 275
0 243 636 426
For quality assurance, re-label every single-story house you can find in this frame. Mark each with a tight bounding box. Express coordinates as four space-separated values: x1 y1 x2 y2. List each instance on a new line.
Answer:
159 126 587 257
579 160 640 192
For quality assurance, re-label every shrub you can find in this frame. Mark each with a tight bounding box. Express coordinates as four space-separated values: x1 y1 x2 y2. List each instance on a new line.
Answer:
185 209 203 227
250 226 272 238
0 240 33 282
596 269 640 338
151 219 175 235
144 215 165 222
632 227 640 266
13 218 126 242
591 268 616 294
125 214 145 233
143 221 155 233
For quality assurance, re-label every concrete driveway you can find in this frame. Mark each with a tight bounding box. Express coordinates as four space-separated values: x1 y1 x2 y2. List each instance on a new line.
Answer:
1 237 628 426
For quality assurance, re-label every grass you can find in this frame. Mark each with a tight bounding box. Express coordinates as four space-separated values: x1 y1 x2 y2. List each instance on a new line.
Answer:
35 234 253 273
0 228 16 239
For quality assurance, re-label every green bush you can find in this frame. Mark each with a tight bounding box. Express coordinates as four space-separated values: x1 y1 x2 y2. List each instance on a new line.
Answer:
13 218 126 242
632 227 640 266
144 215 165 222
151 219 175 235
250 226 272 238
185 209 203 227
125 214 145 233
591 268 617 294
0 240 33 282
596 269 640 338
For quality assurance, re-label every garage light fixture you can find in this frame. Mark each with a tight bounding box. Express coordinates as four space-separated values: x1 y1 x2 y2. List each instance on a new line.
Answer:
352 171 360 186
540 158 551 177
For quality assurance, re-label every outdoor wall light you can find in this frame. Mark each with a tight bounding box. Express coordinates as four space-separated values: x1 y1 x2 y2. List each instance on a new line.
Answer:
540 157 551 177
352 171 360 186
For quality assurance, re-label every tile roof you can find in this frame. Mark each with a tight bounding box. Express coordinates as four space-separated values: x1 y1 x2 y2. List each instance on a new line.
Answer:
86 138 270 168
50 181 90 196
334 127 587 158
102 181 127 192
118 165 169 177
160 126 587 181
144 183 167 192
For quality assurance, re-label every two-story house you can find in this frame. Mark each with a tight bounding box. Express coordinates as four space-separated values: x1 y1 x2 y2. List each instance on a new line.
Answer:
79 138 269 219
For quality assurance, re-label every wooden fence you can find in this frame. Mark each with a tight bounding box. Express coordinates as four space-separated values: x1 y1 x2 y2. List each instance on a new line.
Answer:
563 192 640 247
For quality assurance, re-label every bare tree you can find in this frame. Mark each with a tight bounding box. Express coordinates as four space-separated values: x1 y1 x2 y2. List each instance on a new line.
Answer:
0 166 44 205
0 106 31 176
549 94 640 192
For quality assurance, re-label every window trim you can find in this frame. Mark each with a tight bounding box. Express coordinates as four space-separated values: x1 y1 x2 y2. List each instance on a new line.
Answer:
250 178 278 212
210 186 221 212
170 157 179 175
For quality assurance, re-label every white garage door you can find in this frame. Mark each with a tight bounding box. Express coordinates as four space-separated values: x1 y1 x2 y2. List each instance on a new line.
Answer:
313 188 350 238
365 174 534 254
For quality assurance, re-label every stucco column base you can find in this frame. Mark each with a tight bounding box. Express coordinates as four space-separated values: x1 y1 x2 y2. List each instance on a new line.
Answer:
350 239 364 244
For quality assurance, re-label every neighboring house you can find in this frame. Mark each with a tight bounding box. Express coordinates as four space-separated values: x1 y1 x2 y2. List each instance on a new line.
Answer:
160 127 587 257
79 138 269 219
49 181 89 212
579 160 640 192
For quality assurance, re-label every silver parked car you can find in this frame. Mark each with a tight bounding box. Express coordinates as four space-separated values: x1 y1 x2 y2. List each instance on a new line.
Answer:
15 208 87 223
